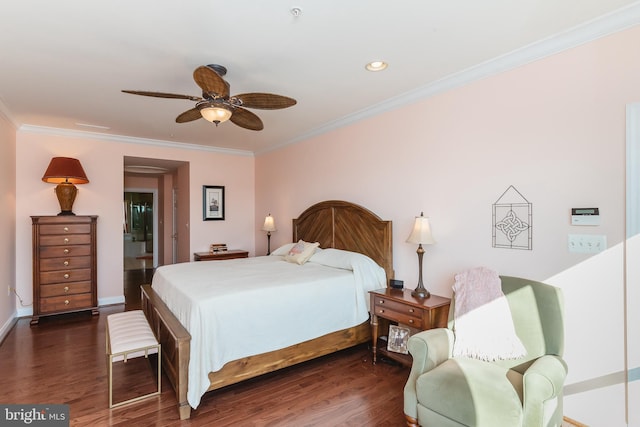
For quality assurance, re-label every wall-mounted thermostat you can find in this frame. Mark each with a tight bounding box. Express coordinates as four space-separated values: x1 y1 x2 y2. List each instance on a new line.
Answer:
571 208 600 226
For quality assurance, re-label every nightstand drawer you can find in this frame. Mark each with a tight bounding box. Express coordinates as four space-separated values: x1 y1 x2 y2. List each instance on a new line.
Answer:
39 293 92 313
373 297 423 317
372 305 423 328
40 256 92 271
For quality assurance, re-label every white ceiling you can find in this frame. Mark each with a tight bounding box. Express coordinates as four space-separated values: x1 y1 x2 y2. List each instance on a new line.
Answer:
1 1 639 155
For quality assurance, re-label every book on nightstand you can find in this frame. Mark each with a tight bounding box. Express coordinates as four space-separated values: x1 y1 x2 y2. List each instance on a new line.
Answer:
209 243 228 253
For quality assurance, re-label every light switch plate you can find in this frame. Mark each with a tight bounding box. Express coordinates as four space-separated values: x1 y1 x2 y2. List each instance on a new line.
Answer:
568 234 607 253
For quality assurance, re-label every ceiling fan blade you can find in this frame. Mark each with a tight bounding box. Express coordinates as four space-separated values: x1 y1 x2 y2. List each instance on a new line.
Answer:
176 108 203 123
230 107 264 131
122 90 201 101
234 93 297 110
193 66 230 98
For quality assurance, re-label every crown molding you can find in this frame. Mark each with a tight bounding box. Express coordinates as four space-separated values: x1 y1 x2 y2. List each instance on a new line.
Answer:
258 2 640 155
0 98 19 129
18 125 254 157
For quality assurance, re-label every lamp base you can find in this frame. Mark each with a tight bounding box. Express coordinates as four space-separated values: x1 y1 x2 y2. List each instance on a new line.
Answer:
411 288 431 299
54 182 78 216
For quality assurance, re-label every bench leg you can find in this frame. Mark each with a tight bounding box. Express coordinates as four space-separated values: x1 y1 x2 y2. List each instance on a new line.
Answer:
108 344 161 409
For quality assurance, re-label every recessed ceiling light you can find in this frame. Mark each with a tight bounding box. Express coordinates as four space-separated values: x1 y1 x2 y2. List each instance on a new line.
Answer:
365 61 388 72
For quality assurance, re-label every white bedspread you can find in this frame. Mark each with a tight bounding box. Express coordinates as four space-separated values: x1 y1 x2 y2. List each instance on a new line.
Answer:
151 249 386 409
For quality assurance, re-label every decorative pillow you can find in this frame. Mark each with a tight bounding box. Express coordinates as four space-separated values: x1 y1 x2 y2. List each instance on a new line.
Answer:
284 240 320 265
270 243 296 256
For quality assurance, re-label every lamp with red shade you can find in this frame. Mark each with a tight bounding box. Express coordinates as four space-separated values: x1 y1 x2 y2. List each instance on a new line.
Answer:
42 157 89 215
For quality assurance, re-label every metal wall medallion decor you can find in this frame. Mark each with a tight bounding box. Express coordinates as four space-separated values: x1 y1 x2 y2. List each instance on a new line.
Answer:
492 185 532 250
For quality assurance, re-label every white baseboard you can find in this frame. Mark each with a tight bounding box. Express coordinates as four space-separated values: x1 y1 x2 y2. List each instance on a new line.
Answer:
15 296 125 319
99 295 125 306
0 311 18 344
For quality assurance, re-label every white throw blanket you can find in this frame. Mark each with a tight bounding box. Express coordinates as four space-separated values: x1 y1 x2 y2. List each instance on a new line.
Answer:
452 267 526 361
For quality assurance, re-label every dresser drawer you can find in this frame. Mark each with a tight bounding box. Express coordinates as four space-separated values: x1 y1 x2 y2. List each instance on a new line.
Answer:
40 281 92 298
40 245 91 259
372 297 423 328
40 256 92 272
40 268 91 285
39 293 92 314
39 224 91 235
39 234 92 246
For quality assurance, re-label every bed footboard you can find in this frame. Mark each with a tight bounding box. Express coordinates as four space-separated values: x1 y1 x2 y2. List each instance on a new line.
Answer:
141 284 192 420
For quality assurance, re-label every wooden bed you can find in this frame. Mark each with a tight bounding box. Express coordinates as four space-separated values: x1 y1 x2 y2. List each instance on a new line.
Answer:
140 200 393 419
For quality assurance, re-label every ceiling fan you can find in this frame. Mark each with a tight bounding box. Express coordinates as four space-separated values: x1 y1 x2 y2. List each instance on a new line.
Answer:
122 64 296 131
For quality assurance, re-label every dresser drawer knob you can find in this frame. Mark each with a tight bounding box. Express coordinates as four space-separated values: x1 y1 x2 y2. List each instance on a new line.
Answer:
378 299 384 304
63 227 69 232
378 309 385 314
63 249 70 254
408 308 414 313
64 300 69 305
408 319 414 324
63 273 70 279
63 260 69 266
64 238 69 243
64 286 69 293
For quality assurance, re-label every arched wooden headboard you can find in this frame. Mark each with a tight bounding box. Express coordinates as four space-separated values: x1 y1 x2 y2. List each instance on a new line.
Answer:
292 200 394 282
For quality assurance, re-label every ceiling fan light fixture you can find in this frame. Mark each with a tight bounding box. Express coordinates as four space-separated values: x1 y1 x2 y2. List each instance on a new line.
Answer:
199 104 233 125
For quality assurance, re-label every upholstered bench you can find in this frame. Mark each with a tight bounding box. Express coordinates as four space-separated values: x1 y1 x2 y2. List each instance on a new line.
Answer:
106 310 161 408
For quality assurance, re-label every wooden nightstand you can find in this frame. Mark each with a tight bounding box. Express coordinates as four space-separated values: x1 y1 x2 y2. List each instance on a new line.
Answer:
369 288 451 366
193 250 249 261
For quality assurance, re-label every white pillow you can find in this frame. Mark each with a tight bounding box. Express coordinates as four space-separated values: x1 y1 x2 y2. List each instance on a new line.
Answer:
284 240 320 265
270 243 296 256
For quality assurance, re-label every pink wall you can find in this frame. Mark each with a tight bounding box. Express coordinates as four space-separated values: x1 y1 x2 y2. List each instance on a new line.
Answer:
0 112 16 337
14 132 255 309
256 26 640 426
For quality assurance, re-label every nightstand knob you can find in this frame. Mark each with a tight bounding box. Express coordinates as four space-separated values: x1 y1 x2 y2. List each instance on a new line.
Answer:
408 319 414 324
64 300 69 305
63 248 70 254
408 308 414 313
63 227 69 232
378 309 385 314
64 286 69 293
63 260 69 266
378 300 384 304
63 273 70 279
64 238 69 243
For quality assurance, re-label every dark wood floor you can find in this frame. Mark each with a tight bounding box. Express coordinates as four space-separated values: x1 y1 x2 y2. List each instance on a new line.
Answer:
0 269 410 426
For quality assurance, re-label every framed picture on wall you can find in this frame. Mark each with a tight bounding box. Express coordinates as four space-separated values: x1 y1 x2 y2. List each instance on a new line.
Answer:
203 185 225 221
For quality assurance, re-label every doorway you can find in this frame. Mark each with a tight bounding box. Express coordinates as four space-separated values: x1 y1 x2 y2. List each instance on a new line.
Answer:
123 156 190 309
123 190 157 270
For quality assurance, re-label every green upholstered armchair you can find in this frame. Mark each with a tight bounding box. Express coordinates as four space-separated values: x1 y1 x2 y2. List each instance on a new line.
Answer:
404 276 567 427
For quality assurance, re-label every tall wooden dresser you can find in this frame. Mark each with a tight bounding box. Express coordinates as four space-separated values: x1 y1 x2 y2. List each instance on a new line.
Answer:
31 215 98 325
